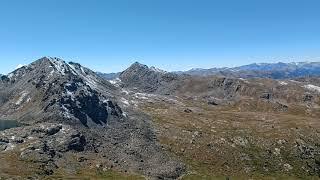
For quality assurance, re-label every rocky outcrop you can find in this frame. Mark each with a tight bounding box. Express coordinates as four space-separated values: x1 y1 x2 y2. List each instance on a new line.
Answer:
0 123 86 175
0 123 86 153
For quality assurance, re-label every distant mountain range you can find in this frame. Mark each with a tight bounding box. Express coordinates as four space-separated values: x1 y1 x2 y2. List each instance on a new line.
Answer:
98 61 320 80
96 72 121 80
177 61 320 79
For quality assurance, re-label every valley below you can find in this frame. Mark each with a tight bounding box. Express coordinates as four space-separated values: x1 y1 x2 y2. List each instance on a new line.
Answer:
140 97 320 179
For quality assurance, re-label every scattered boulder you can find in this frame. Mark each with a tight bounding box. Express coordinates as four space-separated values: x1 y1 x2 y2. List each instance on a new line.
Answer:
260 93 272 100
283 163 293 171
20 141 55 163
274 102 288 112
297 142 315 159
208 100 218 106
303 94 313 102
31 124 62 136
54 130 86 152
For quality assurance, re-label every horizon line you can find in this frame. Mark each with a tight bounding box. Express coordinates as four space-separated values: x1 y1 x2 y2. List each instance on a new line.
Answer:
2 56 320 75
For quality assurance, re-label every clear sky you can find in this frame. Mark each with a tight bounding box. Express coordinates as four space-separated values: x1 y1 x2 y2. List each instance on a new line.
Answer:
1 0 320 74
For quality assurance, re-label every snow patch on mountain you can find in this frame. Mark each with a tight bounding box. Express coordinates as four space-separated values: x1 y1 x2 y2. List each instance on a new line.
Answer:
7 73 13 79
16 91 29 105
279 81 288 86
47 57 67 75
26 97 31 103
239 78 250 83
134 93 150 100
61 104 72 119
67 63 80 76
150 66 166 73
109 78 121 85
65 89 75 100
48 69 55 78
68 62 99 90
289 80 301 84
120 97 130 106
304 84 320 93
84 74 98 89
15 64 26 69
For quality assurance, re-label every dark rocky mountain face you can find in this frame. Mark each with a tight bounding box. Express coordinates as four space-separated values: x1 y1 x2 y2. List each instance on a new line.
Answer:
0 57 185 179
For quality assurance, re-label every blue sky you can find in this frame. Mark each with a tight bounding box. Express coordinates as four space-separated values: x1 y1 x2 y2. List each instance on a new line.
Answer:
0 0 320 74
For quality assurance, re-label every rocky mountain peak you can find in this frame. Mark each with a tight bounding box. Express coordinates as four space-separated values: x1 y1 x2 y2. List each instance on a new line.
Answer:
0 57 123 127
119 62 174 92
131 61 147 68
125 62 166 74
